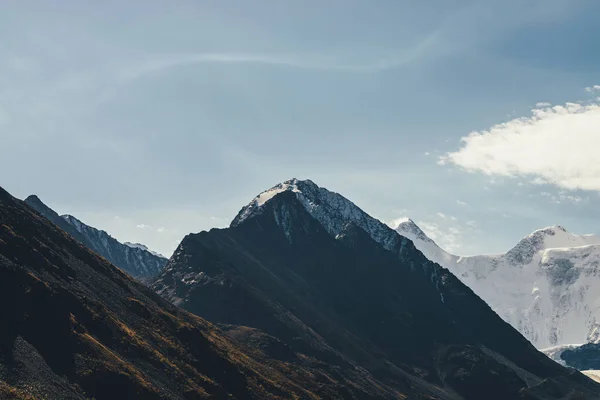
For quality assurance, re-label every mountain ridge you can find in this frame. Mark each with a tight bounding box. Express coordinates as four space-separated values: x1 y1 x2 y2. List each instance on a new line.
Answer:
24 195 167 279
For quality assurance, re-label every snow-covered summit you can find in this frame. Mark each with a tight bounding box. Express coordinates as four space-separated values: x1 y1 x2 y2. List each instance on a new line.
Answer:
394 220 600 349
232 178 411 255
506 226 600 266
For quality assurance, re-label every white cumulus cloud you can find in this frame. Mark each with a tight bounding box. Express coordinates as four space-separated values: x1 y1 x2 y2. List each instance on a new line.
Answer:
441 90 600 192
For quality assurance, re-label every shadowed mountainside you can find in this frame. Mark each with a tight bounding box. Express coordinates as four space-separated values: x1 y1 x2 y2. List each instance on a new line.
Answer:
0 186 407 399
154 181 600 400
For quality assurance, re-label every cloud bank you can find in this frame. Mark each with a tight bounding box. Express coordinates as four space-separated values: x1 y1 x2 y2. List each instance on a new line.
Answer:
441 87 600 191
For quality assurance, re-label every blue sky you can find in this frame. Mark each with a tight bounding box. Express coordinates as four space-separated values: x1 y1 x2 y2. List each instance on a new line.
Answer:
2 0 600 256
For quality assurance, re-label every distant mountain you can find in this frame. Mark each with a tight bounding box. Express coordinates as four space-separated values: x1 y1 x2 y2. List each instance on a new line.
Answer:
396 219 600 349
153 178 600 400
2 185 373 399
123 242 165 258
24 195 166 279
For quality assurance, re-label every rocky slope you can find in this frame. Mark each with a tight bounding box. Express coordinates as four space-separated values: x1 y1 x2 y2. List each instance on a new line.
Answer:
396 219 600 349
24 195 166 279
153 178 600 400
1 185 394 399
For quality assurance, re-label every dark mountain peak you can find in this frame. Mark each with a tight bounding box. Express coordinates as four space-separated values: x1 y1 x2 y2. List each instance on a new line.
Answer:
153 178 600 399
24 194 43 204
231 178 315 227
231 189 330 248
24 194 91 249
231 178 410 259
24 194 59 217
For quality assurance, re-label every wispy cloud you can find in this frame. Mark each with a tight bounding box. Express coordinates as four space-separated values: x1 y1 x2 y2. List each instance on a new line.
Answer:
540 191 586 205
441 87 600 192
416 212 480 253
436 212 457 221
117 4 533 84
116 47 441 83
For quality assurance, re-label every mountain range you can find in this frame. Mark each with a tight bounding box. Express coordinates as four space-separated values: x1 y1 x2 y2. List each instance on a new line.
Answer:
24 195 167 279
151 178 600 399
1 185 379 399
2 179 599 398
395 218 600 350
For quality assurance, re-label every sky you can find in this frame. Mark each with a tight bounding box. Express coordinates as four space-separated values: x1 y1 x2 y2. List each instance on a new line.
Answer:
2 0 600 257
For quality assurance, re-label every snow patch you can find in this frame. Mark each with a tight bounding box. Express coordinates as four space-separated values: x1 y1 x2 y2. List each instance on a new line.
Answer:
256 185 300 206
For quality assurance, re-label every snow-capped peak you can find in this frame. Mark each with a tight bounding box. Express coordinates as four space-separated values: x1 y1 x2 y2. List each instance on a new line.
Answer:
233 178 305 224
505 225 600 266
518 225 600 250
395 218 434 244
231 178 409 254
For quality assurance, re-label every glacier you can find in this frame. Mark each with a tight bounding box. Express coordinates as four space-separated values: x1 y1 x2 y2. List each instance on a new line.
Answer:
396 219 600 348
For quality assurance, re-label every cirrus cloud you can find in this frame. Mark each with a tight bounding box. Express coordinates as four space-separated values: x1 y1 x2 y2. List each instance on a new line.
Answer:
441 88 600 192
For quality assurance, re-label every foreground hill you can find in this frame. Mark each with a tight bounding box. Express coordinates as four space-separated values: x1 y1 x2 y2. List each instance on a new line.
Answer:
154 179 600 400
